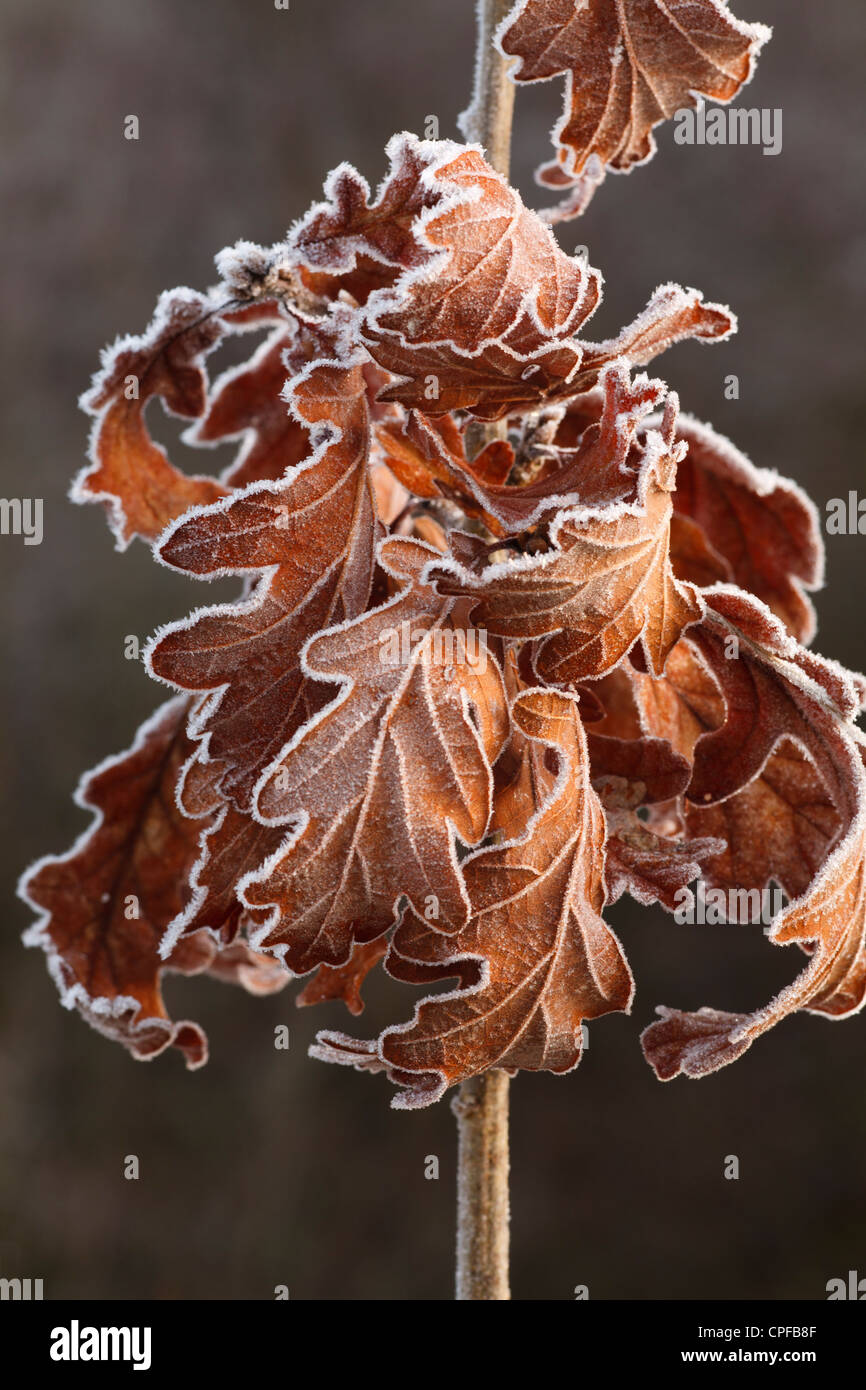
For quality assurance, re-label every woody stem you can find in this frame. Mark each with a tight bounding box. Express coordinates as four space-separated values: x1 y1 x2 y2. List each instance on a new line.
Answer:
462 0 517 461
461 0 517 182
452 1070 511 1299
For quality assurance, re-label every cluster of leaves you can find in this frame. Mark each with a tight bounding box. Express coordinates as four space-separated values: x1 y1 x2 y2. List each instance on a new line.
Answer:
21 1 866 1106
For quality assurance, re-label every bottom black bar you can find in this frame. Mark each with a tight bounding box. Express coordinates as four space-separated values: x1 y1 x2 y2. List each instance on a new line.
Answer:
1 1298 861 1374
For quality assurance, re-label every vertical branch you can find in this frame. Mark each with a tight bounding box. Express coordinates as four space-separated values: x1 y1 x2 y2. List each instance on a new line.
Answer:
459 0 517 182
460 0 517 459
452 1070 511 1300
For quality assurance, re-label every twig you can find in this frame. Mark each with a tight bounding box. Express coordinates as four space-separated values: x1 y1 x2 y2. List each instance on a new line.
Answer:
459 0 517 181
460 0 518 460
452 1070 511 1300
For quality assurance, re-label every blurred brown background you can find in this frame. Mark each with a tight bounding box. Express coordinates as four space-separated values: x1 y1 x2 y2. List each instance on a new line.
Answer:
1 0 864 1301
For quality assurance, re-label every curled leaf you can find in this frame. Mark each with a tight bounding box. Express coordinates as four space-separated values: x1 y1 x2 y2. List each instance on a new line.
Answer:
313 688 633 1108
686 739 842 902
672 415 824 642
75 290 230 547
684 589 860 806
640 590 866 1077
289 138 442 302
433 392 704 681
19 700 286 1067
498 0 770 218
298 937 389 1016
441 364 668 534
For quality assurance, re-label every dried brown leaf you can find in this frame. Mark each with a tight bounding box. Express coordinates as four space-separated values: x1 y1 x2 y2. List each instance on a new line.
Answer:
240 537 509 972
312 689 633 1107
148 352 381 808
19 700 287 1066
640 590 866 1077
75 291 230 546
498 0 770 218
433 392 704 680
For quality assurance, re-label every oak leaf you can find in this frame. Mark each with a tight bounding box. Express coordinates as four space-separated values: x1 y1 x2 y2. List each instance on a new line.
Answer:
685 740 842 903
289 136 442 303
159 755 285 950
312 688 633 1107
75 290 230 546
545 393 821 638
640 589 866 1077
298 938 390 1016
147 353 381 808
240 537 509 973
19 699 287 1067
672 415 823 642
498 0 770 218
683 589 859 806
632 634 842 901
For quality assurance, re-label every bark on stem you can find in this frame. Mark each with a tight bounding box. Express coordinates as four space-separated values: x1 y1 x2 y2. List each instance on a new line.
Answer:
452 1070 511 1300
461 0 517 459
460 0 517 182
